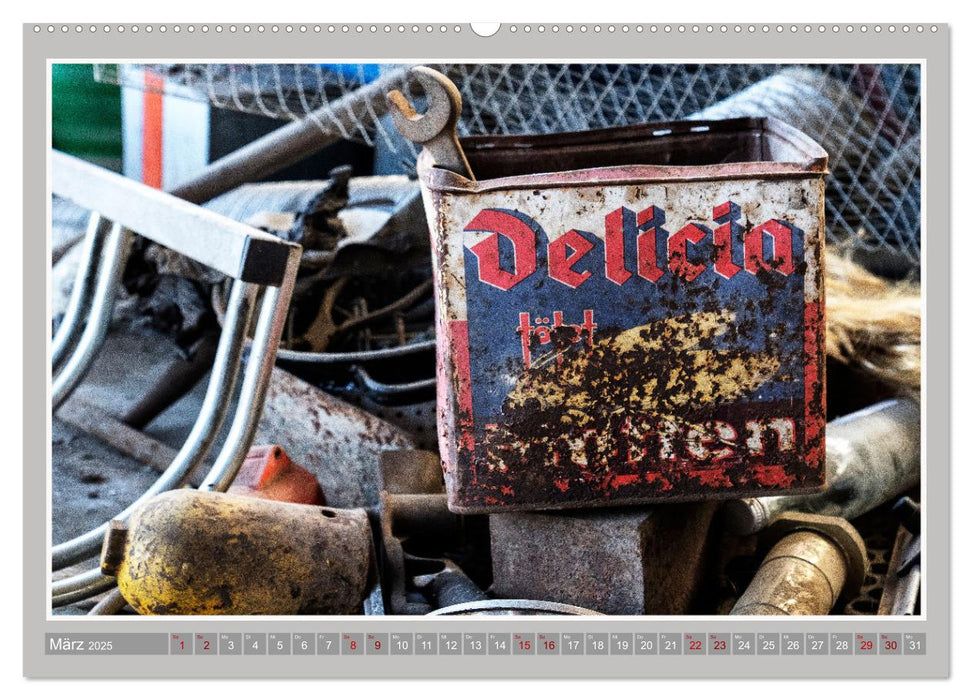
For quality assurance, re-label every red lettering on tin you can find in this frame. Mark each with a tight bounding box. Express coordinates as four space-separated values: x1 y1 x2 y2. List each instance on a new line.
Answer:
713 201 743 279
604 207 634 285
463 202 799 291
744 219 796 276
636 205 666 283
516 309 596 369
548 229 594 288
464 209 537 291
668 223 708 281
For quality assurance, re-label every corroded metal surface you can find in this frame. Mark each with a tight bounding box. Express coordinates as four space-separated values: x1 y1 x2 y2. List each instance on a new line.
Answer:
489 504 716 615
103 490 373 615
731 512 869 616
380 449 445 495
412 559 490 609
418 117 828 512
254 367 417 508
731 530 848 616
377 450 467 615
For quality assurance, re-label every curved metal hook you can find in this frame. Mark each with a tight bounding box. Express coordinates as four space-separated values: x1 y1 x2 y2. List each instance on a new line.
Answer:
386 67 474 180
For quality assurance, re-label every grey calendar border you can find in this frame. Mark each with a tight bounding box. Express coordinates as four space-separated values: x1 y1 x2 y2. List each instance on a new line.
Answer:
23 23 950 679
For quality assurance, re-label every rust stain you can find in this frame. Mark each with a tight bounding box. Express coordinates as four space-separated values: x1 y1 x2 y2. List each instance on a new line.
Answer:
419 118 828 513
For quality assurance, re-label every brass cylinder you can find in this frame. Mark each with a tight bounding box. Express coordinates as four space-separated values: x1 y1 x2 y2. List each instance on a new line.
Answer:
103 490 373 615
731 530 848 616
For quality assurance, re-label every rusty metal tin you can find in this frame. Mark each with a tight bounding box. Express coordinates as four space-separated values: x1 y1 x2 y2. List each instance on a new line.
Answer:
419 117 828 513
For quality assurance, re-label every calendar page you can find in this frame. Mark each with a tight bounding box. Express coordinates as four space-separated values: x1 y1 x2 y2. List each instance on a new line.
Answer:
23 20 949 680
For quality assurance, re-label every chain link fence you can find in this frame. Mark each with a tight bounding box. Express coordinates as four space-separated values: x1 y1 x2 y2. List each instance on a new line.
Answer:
95 62 921 271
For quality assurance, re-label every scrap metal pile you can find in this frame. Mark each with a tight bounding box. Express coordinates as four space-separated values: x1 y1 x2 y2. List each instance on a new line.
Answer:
51 64 921 617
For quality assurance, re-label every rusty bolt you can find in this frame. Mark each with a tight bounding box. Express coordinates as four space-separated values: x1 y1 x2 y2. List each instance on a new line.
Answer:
100 520 129 577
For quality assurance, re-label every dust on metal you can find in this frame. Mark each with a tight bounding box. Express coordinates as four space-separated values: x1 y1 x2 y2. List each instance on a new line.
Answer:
254 367 418 509
731 512 869 616
489 504 716 615
103 490 373 615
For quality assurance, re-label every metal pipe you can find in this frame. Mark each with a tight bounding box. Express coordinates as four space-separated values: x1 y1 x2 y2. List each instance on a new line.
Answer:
87 588 127 616
412 560 490 610
51 213 110 371
51 223 132 409
51 281 257 570
729 513 869 616
167 68 410 205
50 150 305 606
51 249 301 605
730 530 849 616
50 277 284 606
353 366 436 395
57 399 179 474
102 492 374 615
878 526 921 615
52 569 116 608
200 250 301 492
121 331 220 429
276 339 435 363
723 398 921 535
382 493 459 539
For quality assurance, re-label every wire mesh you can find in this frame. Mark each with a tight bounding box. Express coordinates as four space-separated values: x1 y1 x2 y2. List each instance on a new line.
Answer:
94 62 921 268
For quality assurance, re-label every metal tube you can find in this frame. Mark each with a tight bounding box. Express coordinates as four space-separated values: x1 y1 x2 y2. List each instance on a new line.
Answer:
730 530 849 616
51 213 110 371
51 223 132 409
57 399 180 474
353 366 436 395
51 281 258 570
884 567 921 616
102 492 373 615
383 493 459 539
50 155 306 606
723 398 921 535
52 569 116 608
878 525 921 615
200 250 301 492
87 588 127 616
51 249 301 607
413 560 490 610
275 339 435 363
167 68 410 205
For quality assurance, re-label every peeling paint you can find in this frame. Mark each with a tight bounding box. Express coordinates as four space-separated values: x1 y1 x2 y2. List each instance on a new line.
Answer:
420 118 828 513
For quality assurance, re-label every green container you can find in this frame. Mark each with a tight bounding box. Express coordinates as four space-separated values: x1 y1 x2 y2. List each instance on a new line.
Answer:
52 64 122 171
